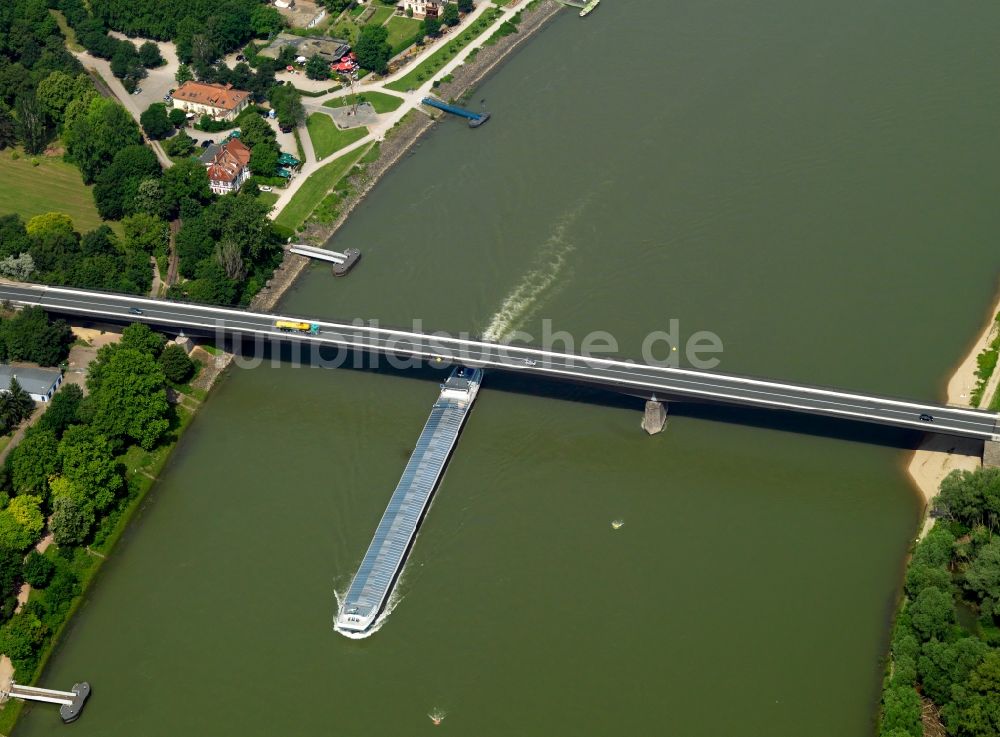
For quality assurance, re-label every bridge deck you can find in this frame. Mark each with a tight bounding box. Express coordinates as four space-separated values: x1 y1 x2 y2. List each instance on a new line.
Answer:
1 282 997 441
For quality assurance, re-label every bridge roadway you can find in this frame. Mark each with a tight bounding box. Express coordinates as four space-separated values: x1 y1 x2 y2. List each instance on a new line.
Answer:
2 282 998 440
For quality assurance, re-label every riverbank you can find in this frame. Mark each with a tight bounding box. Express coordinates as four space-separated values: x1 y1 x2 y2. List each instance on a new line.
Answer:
0 330 228 737
252 0 564 313
906 280 1000 532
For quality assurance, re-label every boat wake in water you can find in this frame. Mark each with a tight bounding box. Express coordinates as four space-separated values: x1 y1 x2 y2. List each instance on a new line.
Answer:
482 199 589 342
428 708 447 726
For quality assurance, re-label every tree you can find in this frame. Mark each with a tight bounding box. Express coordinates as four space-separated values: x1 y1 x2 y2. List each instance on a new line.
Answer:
249 140 279 177
935 468 1000 530
239 113 275 149
0 106 16 150
208 191 275 261
0 214 32 259
122 213 168 256
420 16 442 39
175 63 194 85
63 96 143 183
168 107 187 129
40 383 84 437
0 605 48 672
251 4 284 36
457 0 473 12
1 306 74 366
133 178 168 219
161 158 212 218
880 684 922 737
8 426 59 496
6 377 36 425
0 495 44 551
50 493 93 546
0 253 35 281
121 322 166 357
140 102 173 140
908 586 955 642
138 41 163 68
35 71 94 128
441 3 459 27
355 24 392 75
88 347 169 449
175 215 214 278
15 91 47 155
948 651 1000 737
964 537 1000 606
305 55 330 81
21 550 54 588
917 636 989 707
58 424 123 512
268 83 304 128
159 343 195 384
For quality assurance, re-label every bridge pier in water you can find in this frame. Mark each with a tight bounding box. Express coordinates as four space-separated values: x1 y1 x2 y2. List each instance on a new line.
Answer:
642 398 668 435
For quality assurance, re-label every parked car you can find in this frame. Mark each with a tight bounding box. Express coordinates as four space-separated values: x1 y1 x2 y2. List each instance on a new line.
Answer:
131 87 142 95
279 125 292 133
200 139 214 148
259 185 273 192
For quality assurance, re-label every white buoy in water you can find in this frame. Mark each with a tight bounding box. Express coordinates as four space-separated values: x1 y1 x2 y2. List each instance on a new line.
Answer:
611 519 624 530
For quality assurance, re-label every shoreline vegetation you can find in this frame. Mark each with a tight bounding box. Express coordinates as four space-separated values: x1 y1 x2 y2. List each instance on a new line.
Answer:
880 284 1000 736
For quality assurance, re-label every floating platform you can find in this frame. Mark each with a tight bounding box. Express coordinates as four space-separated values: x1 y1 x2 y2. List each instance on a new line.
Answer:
332 248 361 276
3 681 91 723
335 367 483 636
289 244 361 276
421 97 490 128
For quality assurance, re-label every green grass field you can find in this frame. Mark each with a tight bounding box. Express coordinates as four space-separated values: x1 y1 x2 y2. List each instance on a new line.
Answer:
386 7 503 92
306 114 369 161
367 4 396 26
385 15 423 52
322 91 404 114
273 144 373 232
0 150 123 236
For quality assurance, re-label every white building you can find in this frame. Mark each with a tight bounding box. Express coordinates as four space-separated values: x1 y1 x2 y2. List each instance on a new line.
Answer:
0 365 63 402
398 0 442 19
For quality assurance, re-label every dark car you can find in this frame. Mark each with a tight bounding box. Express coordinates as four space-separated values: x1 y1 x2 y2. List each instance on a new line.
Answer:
128 307 144 316
279 125 292 133
200 139 214 148
919 413 934 422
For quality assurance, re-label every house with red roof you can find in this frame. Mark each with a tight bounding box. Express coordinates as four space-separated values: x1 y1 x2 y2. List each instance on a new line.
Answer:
172 81 251 122
204 138 252 195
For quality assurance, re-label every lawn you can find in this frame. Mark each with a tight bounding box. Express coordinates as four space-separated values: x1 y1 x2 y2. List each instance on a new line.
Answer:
273 144 373 232
386 7 503 92
322 91 404 114
367 4 396 26
385 15 423 52
0 150 123 236
257 190 279 209
306 113 369 161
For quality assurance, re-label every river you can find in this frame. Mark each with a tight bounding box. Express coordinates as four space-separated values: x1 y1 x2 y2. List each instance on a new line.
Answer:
14 0 1000 734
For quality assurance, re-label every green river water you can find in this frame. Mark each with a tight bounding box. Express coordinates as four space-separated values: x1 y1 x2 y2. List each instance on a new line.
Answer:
14 0 1000 734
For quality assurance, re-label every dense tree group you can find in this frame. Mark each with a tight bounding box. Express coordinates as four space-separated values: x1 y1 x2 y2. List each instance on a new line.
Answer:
880 468 1000 737
0 320 187 675
355 24 392 75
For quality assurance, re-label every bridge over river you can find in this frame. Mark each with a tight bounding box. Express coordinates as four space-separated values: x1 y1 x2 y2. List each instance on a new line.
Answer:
1 281 997 440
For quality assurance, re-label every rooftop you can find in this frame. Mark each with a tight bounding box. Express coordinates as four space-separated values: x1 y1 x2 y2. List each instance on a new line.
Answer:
173 81 250 112
206 138 251 184
0 364 61 397
258 33 351 63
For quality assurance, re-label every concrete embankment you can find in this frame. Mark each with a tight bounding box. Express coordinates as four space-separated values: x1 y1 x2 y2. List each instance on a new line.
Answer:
251 0 564 313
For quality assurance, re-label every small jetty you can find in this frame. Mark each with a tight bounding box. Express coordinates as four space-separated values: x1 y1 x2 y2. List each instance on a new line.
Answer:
335 367 483 636
288 244 361 276
579 0 600 17
2 681 91 723
421 97 490 128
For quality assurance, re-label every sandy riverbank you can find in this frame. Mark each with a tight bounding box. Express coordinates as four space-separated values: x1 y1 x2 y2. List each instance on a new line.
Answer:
907 281 1000 531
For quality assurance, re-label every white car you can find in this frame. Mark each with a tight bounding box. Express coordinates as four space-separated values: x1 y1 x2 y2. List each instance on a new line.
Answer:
259 185 273 192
